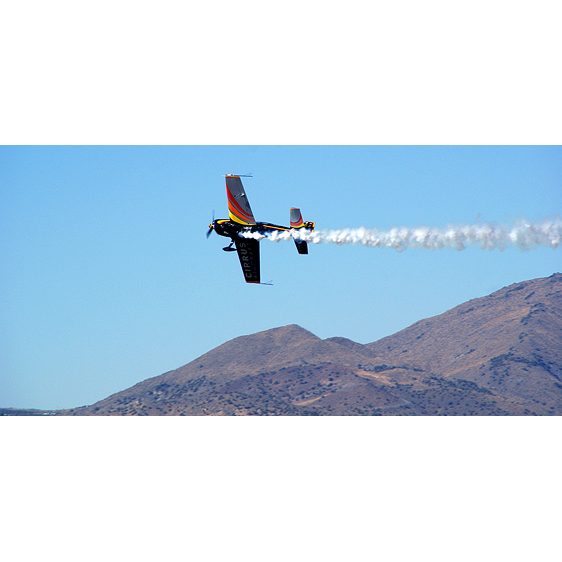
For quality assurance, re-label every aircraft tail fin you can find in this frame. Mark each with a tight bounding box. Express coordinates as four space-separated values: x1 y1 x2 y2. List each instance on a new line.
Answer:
290 208 314 254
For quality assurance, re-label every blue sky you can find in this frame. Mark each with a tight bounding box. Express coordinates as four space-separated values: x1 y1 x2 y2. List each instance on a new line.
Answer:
1 145 561 409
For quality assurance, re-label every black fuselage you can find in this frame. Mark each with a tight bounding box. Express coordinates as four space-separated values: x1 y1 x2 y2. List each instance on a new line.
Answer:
211 219 291 240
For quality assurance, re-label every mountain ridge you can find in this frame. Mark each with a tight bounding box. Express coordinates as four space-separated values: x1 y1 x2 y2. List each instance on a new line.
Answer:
366 273 562 412
6 273 561 416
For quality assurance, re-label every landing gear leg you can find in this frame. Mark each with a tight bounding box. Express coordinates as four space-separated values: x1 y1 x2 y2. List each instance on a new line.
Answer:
222 240 236 252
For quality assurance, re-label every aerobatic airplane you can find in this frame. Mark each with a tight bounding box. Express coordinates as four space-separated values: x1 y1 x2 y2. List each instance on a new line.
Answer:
206 175 315 283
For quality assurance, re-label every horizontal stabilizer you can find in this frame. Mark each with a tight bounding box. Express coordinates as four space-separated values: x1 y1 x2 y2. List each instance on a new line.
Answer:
295 240 308 254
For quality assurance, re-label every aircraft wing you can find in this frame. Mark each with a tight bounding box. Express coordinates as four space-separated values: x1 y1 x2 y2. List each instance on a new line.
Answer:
234 237 260 283
226 176 256 225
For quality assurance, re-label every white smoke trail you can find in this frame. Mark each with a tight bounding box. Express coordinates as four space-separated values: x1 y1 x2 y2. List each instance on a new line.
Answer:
240 217 562 252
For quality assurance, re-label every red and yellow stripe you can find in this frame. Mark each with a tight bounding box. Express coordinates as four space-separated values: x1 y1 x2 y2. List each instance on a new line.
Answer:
227 186 255 224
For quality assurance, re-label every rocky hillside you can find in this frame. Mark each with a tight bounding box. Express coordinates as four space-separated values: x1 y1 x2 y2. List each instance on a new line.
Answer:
59 273 562 416
367 272 562 415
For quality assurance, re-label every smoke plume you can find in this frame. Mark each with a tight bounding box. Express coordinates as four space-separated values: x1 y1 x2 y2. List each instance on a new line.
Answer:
241 217 562 252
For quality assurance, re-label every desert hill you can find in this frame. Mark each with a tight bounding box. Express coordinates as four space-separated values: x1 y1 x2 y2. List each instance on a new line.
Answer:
367 272 562 414
58 273 562 416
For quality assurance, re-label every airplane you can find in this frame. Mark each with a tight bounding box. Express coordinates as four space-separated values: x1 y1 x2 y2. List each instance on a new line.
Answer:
206 175 315 283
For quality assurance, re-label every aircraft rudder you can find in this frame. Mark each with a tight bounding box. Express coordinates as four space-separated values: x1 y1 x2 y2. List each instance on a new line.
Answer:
290 207 314 254
291 207 315 230
290 207 304 228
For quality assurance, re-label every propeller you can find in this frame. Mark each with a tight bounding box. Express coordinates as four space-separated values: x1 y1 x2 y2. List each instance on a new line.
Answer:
206 210 215 238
